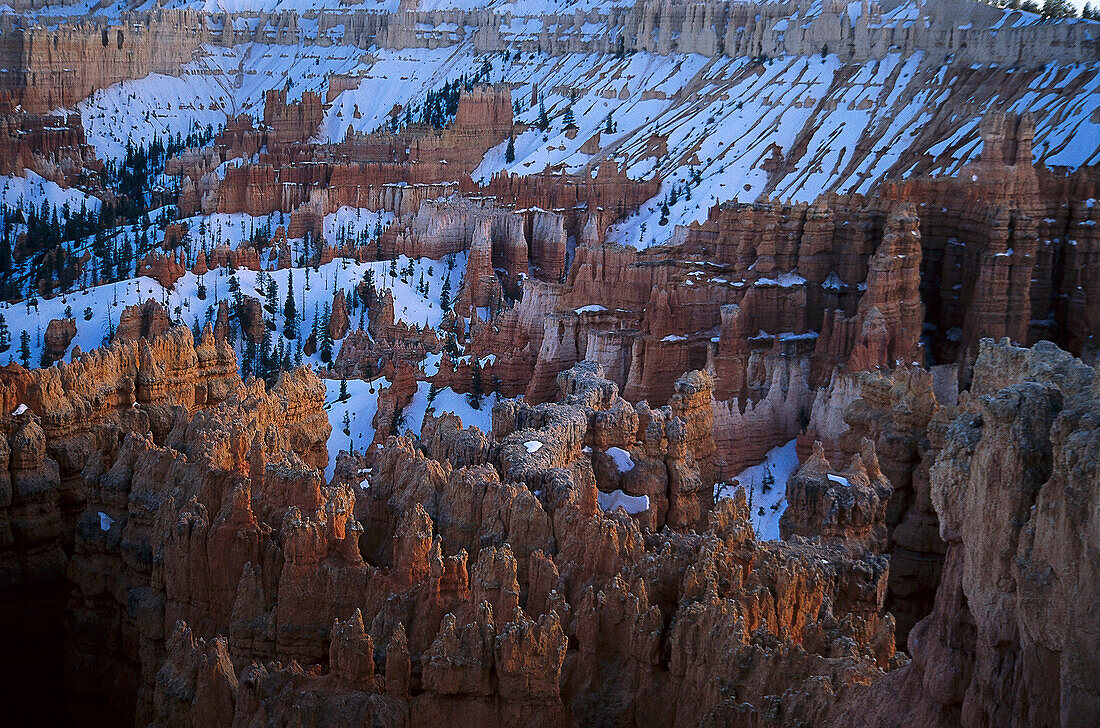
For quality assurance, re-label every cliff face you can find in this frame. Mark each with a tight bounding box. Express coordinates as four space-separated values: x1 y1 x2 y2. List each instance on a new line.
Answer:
473 138 1095 475
0 10 208 113
825 339 1099 728
0 102 98 184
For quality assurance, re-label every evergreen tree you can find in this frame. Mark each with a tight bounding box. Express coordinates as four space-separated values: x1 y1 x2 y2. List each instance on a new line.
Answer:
563 105 576 130
265 275 278 313
0 314 9 352
342 411 351 436
242 338 257 378
18 330 30 367
505 135 515 163
467 357 484 408
339 376 349 401
258 324 272 383
1041 0 1076 17
536 100 549 131
440 274 452 311
284 270 298 339
605 114 615 134
761 467 775 493
320 303 334 363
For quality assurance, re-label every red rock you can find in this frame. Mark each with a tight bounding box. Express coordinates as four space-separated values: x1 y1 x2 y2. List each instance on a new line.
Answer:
42 317 76 365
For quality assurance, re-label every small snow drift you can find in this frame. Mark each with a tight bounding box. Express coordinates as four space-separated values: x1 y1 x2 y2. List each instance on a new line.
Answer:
605 446 635 472
597 489 650 515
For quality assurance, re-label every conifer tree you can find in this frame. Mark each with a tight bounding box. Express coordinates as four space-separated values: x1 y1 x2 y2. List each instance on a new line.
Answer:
537 100 549 131
284 270 298 339
18 330 30 367
320 302 334 364
505 135 515 163
0 314 10 352
467 357 484 408
440 274 452 312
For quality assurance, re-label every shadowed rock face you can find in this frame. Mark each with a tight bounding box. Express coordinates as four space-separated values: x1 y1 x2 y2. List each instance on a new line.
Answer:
824 339 1099 728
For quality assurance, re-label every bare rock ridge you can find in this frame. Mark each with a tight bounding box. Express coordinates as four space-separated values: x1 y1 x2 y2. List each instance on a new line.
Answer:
2 0 1095 118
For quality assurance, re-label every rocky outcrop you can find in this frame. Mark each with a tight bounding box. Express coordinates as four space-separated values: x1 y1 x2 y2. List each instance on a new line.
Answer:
125 359 898 728
42 317 76 365
781 440 892 554
137 250 186 290
826 339 1099 728
114 299 172 344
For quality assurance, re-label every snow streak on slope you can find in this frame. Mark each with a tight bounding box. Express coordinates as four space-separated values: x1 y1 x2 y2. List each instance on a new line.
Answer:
73 37 1100 242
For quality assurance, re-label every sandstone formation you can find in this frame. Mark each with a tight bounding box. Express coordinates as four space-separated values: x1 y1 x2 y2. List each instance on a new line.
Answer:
825 339 1098 728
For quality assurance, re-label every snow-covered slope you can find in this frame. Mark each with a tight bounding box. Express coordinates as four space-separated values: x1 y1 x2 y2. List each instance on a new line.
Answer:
74 29 1099 241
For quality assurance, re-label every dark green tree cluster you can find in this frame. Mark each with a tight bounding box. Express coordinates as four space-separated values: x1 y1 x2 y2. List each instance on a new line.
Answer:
105 125 216 217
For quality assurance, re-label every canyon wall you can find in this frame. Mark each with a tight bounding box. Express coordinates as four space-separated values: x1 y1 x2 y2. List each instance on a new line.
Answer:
825 338 1098 728
0 10 208 113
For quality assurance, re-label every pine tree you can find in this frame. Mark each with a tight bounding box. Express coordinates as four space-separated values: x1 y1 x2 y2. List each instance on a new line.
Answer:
605 114 614 135
18 330 30 367
284 270 298 339
563 105 576 131
467 357 484 408
761 466 775 493
505 135 515 163
339 376 349 401
536 100 549 131
440 274 452 311
242 338 257 378
320 302 334 364
342 411 351 436
0 314 9 352
265 275 278 313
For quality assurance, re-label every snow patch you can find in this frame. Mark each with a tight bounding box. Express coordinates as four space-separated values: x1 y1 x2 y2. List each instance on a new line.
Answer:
597 489 649 515
606 446 635 472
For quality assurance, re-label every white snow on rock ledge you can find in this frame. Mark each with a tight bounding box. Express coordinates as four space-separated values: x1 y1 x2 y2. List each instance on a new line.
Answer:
606 446 635 472
12 404 27 416
827 473 851 487
598 489 649 515
524 440 544 453
98 512 114 531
